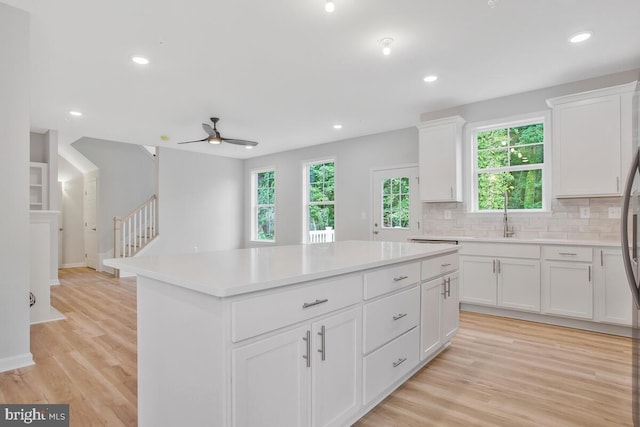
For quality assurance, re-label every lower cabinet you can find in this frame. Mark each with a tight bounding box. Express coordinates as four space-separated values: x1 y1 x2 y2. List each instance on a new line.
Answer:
542 261 592 319
595 249 631 325
232 307 361 427
420 272 460 361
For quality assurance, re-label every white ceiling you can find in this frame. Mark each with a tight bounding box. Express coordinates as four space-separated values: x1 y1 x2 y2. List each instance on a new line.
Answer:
11 0 640 160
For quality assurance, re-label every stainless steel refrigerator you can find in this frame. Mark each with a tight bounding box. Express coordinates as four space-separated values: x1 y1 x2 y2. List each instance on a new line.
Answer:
622 83 640 426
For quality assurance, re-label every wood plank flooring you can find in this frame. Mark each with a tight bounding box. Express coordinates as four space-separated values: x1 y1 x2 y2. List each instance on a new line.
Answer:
0 267 633 426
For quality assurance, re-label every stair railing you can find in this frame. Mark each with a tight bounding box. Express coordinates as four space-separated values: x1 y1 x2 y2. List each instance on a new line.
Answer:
114 195 158 261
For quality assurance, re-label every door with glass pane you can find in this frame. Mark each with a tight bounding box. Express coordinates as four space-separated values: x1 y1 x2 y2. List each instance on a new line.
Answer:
371 167 420 242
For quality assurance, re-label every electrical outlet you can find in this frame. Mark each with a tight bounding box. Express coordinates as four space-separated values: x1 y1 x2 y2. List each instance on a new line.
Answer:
608 207 621 219
580 207 590 219
444 210 452 220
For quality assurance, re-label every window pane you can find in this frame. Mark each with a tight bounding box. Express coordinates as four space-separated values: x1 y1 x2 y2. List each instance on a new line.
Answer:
257 171 275 204
477 148 508 169
309 162 335 202
477 170 543 210
509 144 544 166
477 129 508 150
257 206 275 240
510 123 543 146
309 204 334 230
381 177 410 229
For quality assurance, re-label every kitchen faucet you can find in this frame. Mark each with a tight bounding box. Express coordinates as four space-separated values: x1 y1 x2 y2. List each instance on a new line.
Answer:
503 191 515 238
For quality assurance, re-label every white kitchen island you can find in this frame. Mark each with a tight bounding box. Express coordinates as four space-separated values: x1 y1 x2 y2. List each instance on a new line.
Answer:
104 240 459 427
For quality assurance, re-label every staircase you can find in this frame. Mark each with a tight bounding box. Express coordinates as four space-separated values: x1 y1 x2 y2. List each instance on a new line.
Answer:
113 195 158 277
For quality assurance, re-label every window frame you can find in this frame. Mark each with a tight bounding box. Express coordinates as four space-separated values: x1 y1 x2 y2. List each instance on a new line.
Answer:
251 167 276 242
302 158 336 244
468 111 551 213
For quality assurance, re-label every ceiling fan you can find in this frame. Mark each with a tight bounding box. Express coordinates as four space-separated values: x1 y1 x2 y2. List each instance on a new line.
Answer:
178 117 258 147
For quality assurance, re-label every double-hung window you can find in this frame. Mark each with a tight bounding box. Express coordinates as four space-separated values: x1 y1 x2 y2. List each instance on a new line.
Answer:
471 114 549 211
252 169 276 241
303 159 335 243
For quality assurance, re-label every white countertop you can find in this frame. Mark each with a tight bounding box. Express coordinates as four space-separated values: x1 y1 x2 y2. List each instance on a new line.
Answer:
103 240 457 298
409 235 622 248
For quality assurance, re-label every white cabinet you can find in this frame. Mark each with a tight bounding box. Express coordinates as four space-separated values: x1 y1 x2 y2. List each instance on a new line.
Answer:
441 272 459 342
420 266 459 362
460 254 540 312
541 246 593 320
417 116 465 202
29 162 48 210
232 307 361 427
546 82 635 198
595 248 632 326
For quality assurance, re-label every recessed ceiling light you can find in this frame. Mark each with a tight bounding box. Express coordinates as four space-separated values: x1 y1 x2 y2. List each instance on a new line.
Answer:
69 111 82 117
423 75 438 83
379 38 394 56
333 124 343 129
131 55 150 65
569 31 592 43
325 0 335 13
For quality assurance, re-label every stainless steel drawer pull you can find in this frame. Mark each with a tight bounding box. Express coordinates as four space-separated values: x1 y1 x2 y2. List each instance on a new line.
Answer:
302 298 329 309
393 275 409 282
392 313 407 321
303 330 311 368
441 263 452 267
317 325 326 361
392 357 407 368
558 252 578 256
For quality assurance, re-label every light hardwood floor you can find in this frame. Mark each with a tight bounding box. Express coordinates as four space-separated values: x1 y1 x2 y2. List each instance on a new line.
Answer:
0 268 633 426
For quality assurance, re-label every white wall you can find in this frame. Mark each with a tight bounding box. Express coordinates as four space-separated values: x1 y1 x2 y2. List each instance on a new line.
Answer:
243 127 418 246
0 3 32 371
147 148 245 255
73 138 157 254
58 155 85 267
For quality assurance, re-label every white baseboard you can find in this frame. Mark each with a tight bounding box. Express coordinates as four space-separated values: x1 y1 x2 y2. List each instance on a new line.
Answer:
0 353 35 373
61 262 86 269
49 279 60 286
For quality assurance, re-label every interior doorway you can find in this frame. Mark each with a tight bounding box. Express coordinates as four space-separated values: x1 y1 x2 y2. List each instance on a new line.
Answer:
84 171 98 269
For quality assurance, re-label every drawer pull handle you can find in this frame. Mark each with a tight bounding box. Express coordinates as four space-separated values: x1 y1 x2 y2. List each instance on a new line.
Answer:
441 263 451 267
558 252 578 256
393 275 409 282
302 298 329 309
392 357 407 368
317 325 326 361
303 330 311 368
392 313 407 321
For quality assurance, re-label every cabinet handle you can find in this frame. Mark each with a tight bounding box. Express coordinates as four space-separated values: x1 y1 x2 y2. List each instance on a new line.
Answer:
317 325 326 361
392 313 408 321
600 250 604 267
441 279 447 299
617 176 620 192
450 187 453 199
492 260 496 273
303 330 311 368
393 275 409 282
588 265 591 282
497 260 501 274
558 252 578 256
441 263 451 267
302 298 328 309
393 357 407 368
447 277 451 297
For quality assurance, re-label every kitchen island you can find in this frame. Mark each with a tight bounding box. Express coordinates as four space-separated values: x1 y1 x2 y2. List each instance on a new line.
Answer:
104 240 459 427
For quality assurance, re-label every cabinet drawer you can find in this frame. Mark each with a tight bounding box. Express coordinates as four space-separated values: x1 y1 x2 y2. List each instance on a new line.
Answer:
231 274 362 342
543 246 592 262
363 287 420 354
459 242 540 258
363 328 419 405
421 252 458 281
364 262 420 300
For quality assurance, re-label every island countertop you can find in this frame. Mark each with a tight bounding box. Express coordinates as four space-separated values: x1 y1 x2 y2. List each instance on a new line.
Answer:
103 240 457 298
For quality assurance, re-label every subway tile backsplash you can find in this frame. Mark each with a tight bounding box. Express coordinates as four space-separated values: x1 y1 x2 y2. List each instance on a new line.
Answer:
421 197 622 242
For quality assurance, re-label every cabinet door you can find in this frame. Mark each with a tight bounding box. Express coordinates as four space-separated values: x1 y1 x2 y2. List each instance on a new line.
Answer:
597 249 632 326
498 258 541 312
553 95 621 197
417 116 464 202
232 325 311 427
459 256 497 306
420 277 442 361
311 307 361 427
542 261 593 319
442 272 459 342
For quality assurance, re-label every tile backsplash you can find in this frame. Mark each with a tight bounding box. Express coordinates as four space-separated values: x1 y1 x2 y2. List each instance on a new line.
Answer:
421 197 623 242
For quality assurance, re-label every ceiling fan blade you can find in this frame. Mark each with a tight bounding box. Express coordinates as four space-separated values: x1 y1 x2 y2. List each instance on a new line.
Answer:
222 138 258 147
177 137 208 144
202 123 217 137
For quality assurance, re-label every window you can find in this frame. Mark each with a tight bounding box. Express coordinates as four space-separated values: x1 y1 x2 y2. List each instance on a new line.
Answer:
471 115 548 212
304 160 335 243
252 169 275 241
382 177 410 228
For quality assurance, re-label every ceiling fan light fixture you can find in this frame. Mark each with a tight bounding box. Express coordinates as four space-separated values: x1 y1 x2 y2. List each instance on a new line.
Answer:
207 137 222 145
325 0 335 13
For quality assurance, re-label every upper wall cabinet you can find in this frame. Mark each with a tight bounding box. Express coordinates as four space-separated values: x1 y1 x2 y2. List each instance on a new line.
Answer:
546 82 636 198
417 116 465 202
